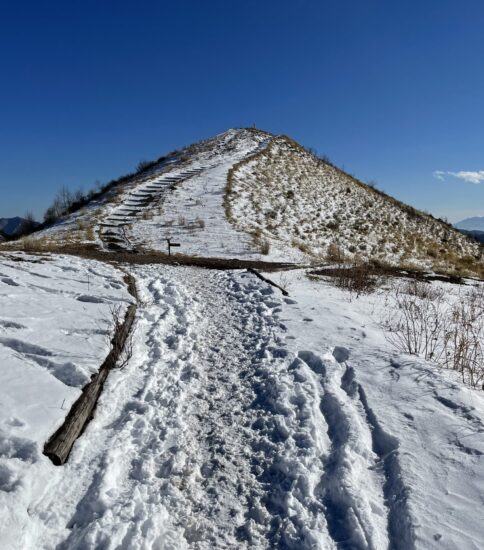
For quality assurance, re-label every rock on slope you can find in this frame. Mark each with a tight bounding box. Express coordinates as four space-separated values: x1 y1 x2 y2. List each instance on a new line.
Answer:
18 128 482 275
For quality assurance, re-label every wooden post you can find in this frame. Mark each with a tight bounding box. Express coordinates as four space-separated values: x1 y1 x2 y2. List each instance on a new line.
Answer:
166 238 181 256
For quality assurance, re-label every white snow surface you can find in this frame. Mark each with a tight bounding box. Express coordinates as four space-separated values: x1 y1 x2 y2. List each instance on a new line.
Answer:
0 259 483 549
0 252 133 545
124 129 273 258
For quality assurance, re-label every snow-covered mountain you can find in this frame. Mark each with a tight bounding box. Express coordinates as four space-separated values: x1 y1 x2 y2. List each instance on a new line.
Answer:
15 128 482 276
1 251 483 549
1 130 483 548
455 216 484 231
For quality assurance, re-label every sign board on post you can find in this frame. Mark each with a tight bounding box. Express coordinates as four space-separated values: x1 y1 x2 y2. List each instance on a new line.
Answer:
166 238 181 256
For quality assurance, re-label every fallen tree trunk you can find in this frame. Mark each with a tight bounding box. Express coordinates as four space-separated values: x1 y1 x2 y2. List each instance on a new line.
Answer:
248 268 289 296
44 274 138 465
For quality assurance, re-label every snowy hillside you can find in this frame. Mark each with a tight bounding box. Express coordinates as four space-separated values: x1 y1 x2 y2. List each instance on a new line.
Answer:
20 129 275 259
227 135 482 276
12 128 481 276
1 252 483 549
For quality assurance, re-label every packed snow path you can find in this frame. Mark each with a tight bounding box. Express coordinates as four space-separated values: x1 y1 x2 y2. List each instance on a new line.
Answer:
99 168 206 251
8 266 484 549
97 130 274 257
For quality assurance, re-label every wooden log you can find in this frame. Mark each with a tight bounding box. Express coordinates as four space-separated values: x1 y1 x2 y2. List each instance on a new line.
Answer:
247 267 289 296
43 274 138 465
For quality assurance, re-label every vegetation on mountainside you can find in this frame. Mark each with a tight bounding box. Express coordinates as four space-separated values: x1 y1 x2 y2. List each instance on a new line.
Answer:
227 134 483 277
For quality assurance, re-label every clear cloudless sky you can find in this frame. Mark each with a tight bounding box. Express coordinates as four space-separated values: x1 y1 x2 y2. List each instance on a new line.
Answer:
1 0 483 222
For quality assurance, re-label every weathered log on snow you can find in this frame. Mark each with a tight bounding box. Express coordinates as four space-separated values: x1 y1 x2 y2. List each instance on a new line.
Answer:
44 274 137 465
247 267 289 296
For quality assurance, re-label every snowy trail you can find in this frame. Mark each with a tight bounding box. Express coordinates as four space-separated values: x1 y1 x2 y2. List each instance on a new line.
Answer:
23 266 336 549
8 264 483 549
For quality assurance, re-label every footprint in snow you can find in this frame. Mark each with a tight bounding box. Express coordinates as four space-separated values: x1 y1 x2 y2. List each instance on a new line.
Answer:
1 277 19 287
332 346 350 363
76 294 105 304
0 463 20 492
0 320 26 330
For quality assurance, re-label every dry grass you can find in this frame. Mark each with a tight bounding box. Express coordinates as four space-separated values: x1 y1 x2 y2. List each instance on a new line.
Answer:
226 135 483 278
382 283 484 389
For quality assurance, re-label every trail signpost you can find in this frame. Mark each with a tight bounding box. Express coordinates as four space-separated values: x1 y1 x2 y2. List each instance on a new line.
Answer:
166 238 181 256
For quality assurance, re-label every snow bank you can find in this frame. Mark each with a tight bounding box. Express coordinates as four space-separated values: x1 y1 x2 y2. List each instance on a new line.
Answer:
266 269 484 549
0 252 132 548
1 258 483 549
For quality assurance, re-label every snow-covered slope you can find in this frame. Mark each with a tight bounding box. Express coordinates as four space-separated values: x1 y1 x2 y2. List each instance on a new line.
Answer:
227 136 482 275
2 261 483 549
15 128 482 276
21 129 273 258
0 252 133 538
106 129 272 257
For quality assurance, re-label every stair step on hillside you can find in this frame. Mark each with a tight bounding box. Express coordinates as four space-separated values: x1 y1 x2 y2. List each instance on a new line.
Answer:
103 236 125 243
130 192 156 197
106 218 131 224
124 200 150 206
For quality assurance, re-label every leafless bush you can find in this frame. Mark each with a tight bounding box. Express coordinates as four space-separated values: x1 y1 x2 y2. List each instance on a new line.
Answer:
137 159 154 172
402 278 445 301
441 287 484 387
326 242 345 263
332 262 381 297
277 271 292 293
383 284 484 388
382 289 448 363
260 240 270 255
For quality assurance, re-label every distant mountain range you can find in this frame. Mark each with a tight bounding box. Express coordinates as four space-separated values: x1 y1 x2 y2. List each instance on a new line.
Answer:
0 216 40 238
458 229 484 244
455 216 484 231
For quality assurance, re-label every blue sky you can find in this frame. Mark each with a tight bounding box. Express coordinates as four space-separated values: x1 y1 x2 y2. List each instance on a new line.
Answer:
1 0 483 222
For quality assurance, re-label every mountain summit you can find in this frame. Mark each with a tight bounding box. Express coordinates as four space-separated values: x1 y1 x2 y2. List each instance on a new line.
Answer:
14 128 482 276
